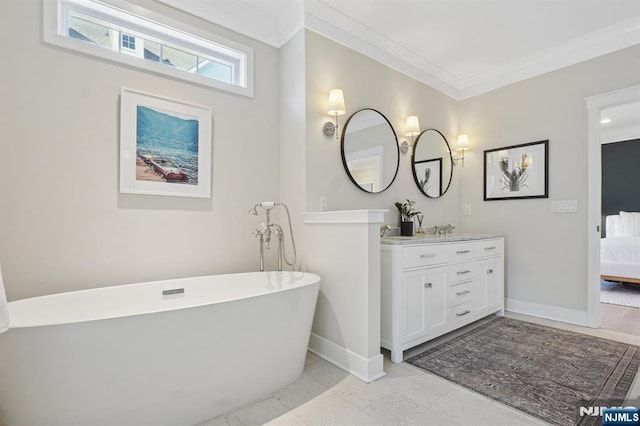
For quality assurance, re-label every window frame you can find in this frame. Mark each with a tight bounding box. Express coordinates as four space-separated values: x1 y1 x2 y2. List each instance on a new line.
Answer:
43 0 254 97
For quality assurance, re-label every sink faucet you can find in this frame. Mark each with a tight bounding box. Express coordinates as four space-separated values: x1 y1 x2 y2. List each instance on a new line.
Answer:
438 224 455 235
380 225 391 237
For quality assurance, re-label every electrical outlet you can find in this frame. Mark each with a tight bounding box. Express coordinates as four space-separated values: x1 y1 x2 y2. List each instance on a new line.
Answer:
320 196 328 211
463 205 472 216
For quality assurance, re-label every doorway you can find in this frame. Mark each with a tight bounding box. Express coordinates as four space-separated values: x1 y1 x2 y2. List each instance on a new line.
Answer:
586 85 640 328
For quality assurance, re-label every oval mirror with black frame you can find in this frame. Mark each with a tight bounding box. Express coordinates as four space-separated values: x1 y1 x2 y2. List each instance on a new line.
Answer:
411 129 453 198
340 108 400 193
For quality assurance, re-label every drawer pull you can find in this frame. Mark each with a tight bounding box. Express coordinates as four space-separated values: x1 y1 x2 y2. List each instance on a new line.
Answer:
456 309 471 317
456 290 471 296
456 250 471 254
424 282 432 288
162 288 184 296
487 269 494 274
485 246 497 251
420 253 438 258
456 270 471 275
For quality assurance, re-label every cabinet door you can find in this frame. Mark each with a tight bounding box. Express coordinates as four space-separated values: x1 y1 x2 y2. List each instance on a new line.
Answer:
474 260 489 312
425 266 447 334
402 269 429 342
474 256 504 312
401 267 447 342
486 256 503 308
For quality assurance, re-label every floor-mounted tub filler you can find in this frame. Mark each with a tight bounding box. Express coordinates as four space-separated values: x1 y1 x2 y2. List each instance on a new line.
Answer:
0 271 320 426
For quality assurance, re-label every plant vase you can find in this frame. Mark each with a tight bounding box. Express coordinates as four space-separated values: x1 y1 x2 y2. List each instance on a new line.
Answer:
401 220 414 236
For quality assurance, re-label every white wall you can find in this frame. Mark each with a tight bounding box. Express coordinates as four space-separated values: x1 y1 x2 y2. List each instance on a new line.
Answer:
0 0 281 300
457 45 640 319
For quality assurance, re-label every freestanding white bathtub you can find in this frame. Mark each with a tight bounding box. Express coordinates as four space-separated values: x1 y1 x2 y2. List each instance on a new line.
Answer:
0 271 320 426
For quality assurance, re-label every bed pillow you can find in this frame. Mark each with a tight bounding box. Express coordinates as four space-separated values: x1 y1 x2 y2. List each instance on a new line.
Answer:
620 211 640 237
606 215 623 237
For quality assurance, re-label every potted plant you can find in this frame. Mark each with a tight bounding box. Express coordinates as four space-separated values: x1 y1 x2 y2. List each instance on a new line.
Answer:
394 199 421 236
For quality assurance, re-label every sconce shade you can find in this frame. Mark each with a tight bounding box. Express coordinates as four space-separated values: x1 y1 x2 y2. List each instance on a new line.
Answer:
456 134 470 151
327 89 346 116
405 116 421 137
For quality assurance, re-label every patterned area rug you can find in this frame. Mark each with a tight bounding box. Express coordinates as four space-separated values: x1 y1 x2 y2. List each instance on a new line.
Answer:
406 317 640 426
601 280 640 308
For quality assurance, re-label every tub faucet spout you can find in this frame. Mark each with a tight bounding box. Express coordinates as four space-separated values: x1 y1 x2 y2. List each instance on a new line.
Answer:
250 202 297 271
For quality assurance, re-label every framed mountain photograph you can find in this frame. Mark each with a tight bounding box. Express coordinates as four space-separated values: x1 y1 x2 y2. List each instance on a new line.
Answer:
119 87 212 198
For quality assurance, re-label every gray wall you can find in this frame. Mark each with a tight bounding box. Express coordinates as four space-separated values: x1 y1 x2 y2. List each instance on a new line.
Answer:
303 30 461 228
458 45 640 313
602 138 640 237
300 31 640 319
0 0 281 300
4 1 640 322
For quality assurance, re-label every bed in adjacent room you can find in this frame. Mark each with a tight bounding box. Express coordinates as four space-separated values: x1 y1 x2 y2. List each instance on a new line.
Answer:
601 212 640 284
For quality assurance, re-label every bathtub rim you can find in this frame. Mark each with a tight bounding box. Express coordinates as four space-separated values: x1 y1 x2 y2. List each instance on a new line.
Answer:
6 270 320 329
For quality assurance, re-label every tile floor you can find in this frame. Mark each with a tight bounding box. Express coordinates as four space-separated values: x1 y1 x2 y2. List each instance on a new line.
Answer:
198 312 640 426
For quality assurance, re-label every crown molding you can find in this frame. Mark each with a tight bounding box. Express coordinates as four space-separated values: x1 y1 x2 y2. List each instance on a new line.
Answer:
158 0 640 100
303 0 461 99
459 16 640 99
302 2 640 100
156 0 302 48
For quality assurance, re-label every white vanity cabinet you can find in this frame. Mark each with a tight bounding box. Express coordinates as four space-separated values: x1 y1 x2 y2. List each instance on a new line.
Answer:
381 235 504 363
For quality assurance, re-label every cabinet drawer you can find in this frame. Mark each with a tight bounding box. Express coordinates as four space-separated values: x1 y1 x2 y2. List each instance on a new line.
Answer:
402 245 448 268
448 282 473 307
476 239 504 257
449 242 475 263
448 301 473 322
448 262 474 284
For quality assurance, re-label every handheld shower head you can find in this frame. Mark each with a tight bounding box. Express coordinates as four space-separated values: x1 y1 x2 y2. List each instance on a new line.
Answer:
249 202 278 215
259 201 277 209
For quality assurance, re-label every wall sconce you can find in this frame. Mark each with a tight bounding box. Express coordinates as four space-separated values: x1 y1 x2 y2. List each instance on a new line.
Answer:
322 89 346 139
400 116 420 154
453 134 470 167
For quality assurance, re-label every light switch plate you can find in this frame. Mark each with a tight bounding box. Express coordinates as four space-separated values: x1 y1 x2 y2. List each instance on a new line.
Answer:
551 200 578 213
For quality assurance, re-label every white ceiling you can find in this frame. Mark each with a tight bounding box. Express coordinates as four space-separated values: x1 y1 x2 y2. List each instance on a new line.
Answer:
601 102 640 144
158 0 640 99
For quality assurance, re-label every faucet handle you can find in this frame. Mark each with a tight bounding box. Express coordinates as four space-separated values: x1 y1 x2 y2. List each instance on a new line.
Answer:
380 225 391 237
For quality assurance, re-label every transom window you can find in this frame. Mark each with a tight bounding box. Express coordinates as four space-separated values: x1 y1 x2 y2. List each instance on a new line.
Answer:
44 0 254 97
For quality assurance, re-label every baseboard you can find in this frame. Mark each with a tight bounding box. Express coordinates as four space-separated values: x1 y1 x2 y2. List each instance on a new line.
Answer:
505 298 588 326
308 333 385 383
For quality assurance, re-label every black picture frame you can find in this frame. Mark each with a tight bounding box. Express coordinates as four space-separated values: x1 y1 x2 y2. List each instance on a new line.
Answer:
413 158 442 198
484 140 549 201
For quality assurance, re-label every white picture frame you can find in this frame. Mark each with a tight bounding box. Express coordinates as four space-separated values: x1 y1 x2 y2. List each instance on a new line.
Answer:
119 87 212 198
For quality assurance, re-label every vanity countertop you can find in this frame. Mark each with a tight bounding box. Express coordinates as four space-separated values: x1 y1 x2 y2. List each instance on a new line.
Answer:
381 233 503 245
